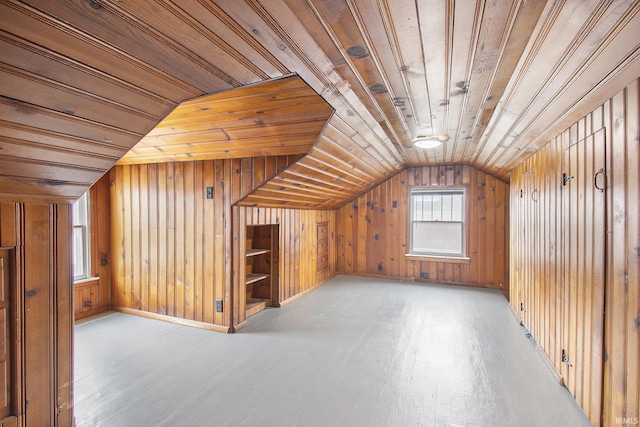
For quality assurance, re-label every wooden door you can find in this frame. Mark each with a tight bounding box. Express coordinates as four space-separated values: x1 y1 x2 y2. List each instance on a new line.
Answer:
561 128 606 426
516 168 538 331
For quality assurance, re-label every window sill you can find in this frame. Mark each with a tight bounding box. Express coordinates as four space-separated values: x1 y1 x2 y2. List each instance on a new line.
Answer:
405 254 470 264
74 277 100 286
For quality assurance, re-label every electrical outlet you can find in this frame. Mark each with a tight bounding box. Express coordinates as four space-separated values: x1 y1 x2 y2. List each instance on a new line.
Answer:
215 299 223 312
206 187 213 199
421 271 429 279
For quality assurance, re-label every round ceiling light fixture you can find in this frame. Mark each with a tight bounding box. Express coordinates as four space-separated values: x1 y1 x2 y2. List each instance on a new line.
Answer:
414 135 448 149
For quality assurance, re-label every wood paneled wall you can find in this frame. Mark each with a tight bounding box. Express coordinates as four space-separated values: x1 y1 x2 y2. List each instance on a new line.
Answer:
233 207 336 328
336 165 509 291
74 173 111 319
509 79 639 426
110 155 337 331
0 202 73 426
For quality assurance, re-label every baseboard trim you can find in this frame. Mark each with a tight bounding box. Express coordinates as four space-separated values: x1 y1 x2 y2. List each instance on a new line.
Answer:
507 306 565 386
111 306 232 333
279 272 337 307
74 306 110 321
535 343 565 386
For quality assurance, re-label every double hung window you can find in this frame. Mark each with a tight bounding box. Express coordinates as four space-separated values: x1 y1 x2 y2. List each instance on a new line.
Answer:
72 192 90 281
410 188 465 257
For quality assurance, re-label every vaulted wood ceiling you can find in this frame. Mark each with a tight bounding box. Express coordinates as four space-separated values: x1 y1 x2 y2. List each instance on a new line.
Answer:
1 0 638 207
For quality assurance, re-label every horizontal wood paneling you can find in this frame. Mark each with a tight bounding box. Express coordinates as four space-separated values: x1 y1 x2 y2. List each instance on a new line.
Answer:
110 156 302 330
237 116 402 209
118 75 334 165
233 206 337 327
509 78 640 426
3 0 638 208
336 165 509 291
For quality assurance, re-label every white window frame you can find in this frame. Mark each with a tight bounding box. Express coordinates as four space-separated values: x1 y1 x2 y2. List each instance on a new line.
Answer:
409 187 466 258
72 191 91 282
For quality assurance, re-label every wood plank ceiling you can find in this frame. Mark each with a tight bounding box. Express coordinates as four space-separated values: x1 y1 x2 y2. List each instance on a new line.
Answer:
0 0 639 207
116 75 334 165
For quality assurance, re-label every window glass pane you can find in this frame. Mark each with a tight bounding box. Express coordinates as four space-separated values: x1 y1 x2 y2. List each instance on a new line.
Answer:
424 195 432 221
73 192 87 225
410 188 465 257
441 194 452 221
452 194 463 221
72 191 90 281
412 222 463 255
432 194 442 221
73 226 85 278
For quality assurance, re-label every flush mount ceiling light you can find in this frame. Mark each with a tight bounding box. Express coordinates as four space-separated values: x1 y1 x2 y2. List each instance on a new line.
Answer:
414 135 448 149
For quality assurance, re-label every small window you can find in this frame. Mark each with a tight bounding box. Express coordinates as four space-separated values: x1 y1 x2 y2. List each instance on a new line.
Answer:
410 188 465 257
72 192 90 281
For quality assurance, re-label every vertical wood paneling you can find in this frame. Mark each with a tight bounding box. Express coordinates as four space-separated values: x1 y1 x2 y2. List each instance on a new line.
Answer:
74 173 112 320
110 156 300 330
139 165 149 314
148 164 159 315
510 79 640 427
3 203 73 426
234 206 338 326
23 204 54 426
560 129 606 424
94 174 112 312
0 204 17 248
194 162 204 322
0 250 12 419
166 163 176 317
622 80 639 425
336 165 509 290
157 163 168 316
603 79 640 426
55 204 73 425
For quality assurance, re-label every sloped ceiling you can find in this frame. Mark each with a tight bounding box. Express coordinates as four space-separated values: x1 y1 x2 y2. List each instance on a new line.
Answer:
117 75 334 165
0 0 639 207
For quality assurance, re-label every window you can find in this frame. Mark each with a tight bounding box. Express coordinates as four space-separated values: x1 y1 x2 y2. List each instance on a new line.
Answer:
72 192 90 281
410 188 465 257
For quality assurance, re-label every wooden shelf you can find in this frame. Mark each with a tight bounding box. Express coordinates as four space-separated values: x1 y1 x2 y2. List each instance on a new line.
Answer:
246 298 268 317
246 248 270 257
244 224 279 319
245 273 269 285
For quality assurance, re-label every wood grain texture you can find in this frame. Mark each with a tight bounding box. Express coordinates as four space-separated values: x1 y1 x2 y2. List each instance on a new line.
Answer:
2 0 637 206
236 117 401 209
0 203 73 426
233 206 337 327
509 79 640 427
118 75 334 165
336 165 509 291
109 156 334 330
0 250 12 420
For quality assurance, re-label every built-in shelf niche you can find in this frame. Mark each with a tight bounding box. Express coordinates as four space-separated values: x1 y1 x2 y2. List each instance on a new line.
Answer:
245 224 279 317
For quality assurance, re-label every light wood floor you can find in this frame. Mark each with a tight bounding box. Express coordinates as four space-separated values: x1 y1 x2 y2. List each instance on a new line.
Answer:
74 275 590 427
